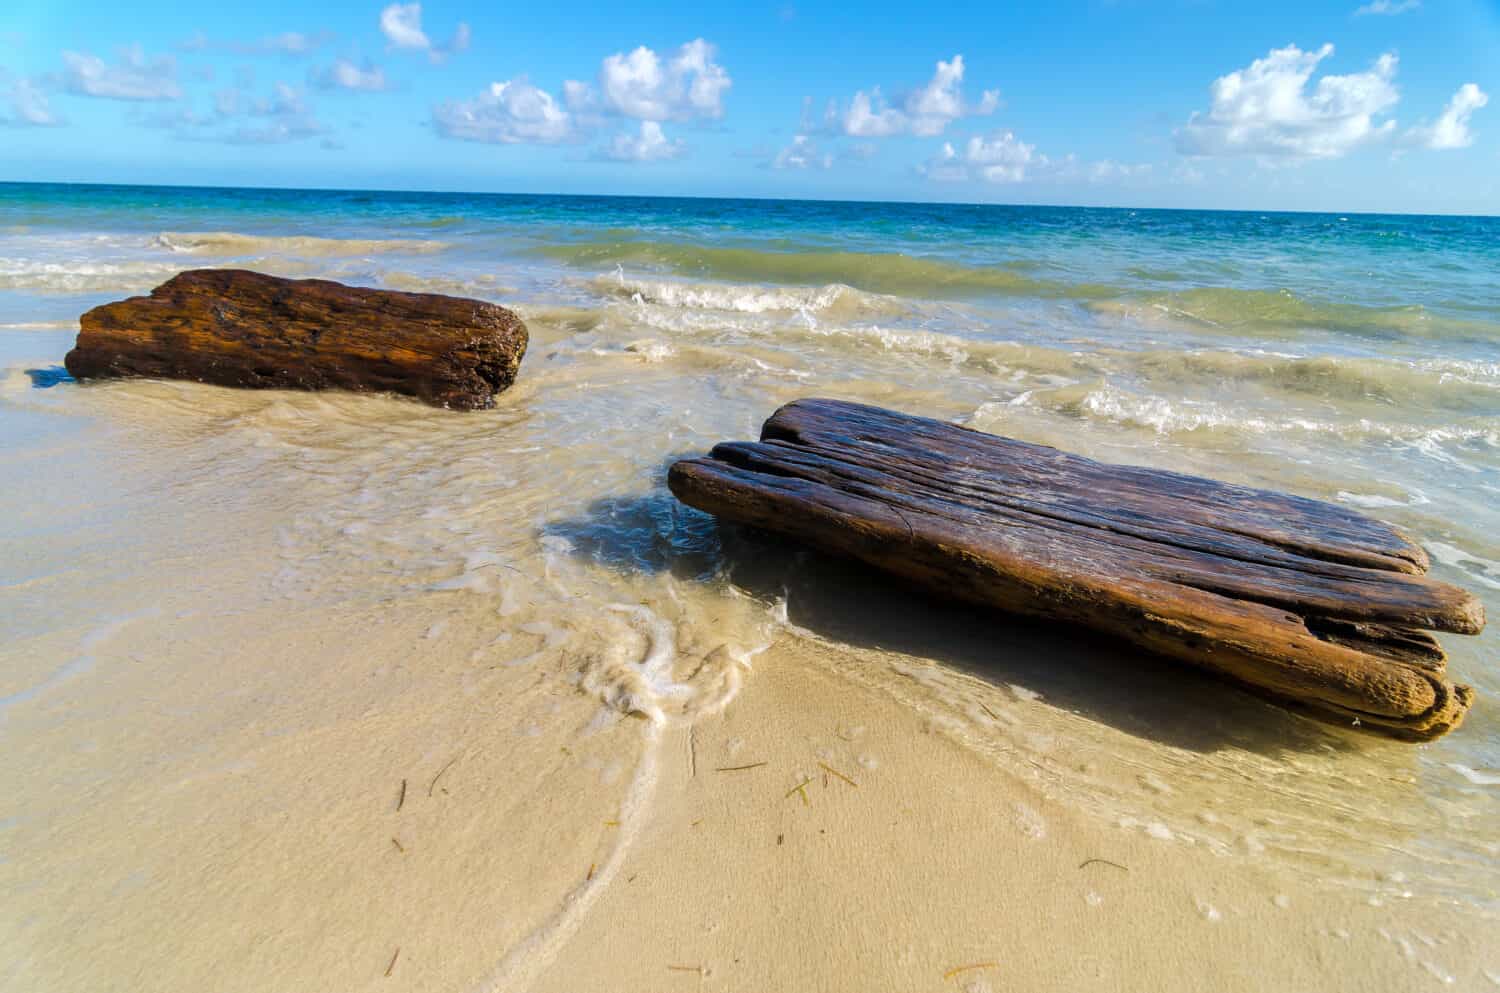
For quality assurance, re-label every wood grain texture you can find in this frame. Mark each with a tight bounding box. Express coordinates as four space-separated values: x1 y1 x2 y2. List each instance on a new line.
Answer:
65 269 528 410
669 398 1485 741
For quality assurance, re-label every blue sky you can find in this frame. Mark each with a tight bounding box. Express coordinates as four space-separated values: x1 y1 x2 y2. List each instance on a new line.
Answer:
2 1 1497 213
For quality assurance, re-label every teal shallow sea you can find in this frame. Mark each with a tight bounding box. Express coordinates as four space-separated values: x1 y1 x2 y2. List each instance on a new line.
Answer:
2 182 1498 923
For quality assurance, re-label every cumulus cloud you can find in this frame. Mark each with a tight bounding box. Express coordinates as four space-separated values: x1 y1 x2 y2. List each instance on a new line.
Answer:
431 39 727 161
62 45 181 101
599 120 683 161
313 58 389 92
1354 0 1419 14
380 3 469 63
1 75 62 126
1176 44 1400 159
835 55 998 138
432 78 575 143
921 131 1037 183
588 38 730 122
1403 83 1488 150
772 134 831 170
917 132 1150 186
380 4 430 49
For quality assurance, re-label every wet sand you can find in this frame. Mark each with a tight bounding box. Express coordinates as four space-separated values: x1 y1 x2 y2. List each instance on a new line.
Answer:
2 293 1497 991
5 596 1495 992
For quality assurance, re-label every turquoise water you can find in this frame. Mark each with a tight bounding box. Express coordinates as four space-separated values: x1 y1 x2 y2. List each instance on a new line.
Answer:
2 181 1498 910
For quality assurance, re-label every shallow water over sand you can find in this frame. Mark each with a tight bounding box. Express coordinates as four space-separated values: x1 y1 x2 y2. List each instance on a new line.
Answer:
1 185 1498 988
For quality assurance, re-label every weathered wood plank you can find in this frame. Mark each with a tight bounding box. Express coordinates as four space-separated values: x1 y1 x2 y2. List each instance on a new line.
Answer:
65 269 528 410
669 398 1484 741
765 398 1432 574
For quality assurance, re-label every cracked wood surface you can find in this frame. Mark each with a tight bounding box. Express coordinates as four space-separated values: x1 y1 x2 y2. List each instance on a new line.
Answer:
66 269 528 410
669 398 1484 741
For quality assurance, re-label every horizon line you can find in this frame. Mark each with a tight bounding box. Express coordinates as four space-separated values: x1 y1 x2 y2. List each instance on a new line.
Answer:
2 178 1496 222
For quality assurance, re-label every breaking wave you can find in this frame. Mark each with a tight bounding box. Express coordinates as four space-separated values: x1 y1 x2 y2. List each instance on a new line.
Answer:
1095 288 1500 342
539 240 1114 299
154 231 450 257
1127 350 1500 411
600 290 1500 413
376 270 517 298
0 258 189 293
1006 382 1500 450
543 240 1499 344
593 273 909 319
0 256 324 294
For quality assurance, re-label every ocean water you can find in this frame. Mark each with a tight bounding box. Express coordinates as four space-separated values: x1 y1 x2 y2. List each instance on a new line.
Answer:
2 182 1499 954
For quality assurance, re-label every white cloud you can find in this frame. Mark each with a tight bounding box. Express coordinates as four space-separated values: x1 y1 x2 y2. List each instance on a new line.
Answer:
1 76 62 127
448 23 472 56
600 120 683 161
844 89 904 138
432 78 575 143
148 80 329 144
918 132 1151 186
1403 83 1487 150
227 82 328 143
838 55 998 138
1354 0 1419 14
178 29 333 56
380 4 430 49
1087 160 1153 183
62 46 181 101
595 38 730 122
562 79 594 112
921 131 1038 183
314 58 389 92
258 32 327 55
1176 44 1399 159
380 3 469 62
430 38 726 153
772 134 831 170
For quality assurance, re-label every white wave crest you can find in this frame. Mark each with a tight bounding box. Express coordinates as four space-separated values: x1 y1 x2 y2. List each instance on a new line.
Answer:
0 258 183 294
579 602 771 726
593 273 905 319
154 231 450 257
1425 541 1500 590
1019 383 1500 453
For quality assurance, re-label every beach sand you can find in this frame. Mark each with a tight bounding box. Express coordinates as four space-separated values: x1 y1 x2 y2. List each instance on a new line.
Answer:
3 302 1497 992
5 595 1494 993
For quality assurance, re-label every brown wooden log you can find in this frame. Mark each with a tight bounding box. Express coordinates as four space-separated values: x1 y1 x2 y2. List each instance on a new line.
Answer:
65 269 528 410
668 398 1485 741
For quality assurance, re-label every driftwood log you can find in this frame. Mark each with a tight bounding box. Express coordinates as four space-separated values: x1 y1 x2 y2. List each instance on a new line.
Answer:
669 398 1485 741
65 269 527 410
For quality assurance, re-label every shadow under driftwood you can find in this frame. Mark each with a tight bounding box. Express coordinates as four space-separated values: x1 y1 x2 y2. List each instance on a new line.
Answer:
545 488 1359 758
24 366 73 389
